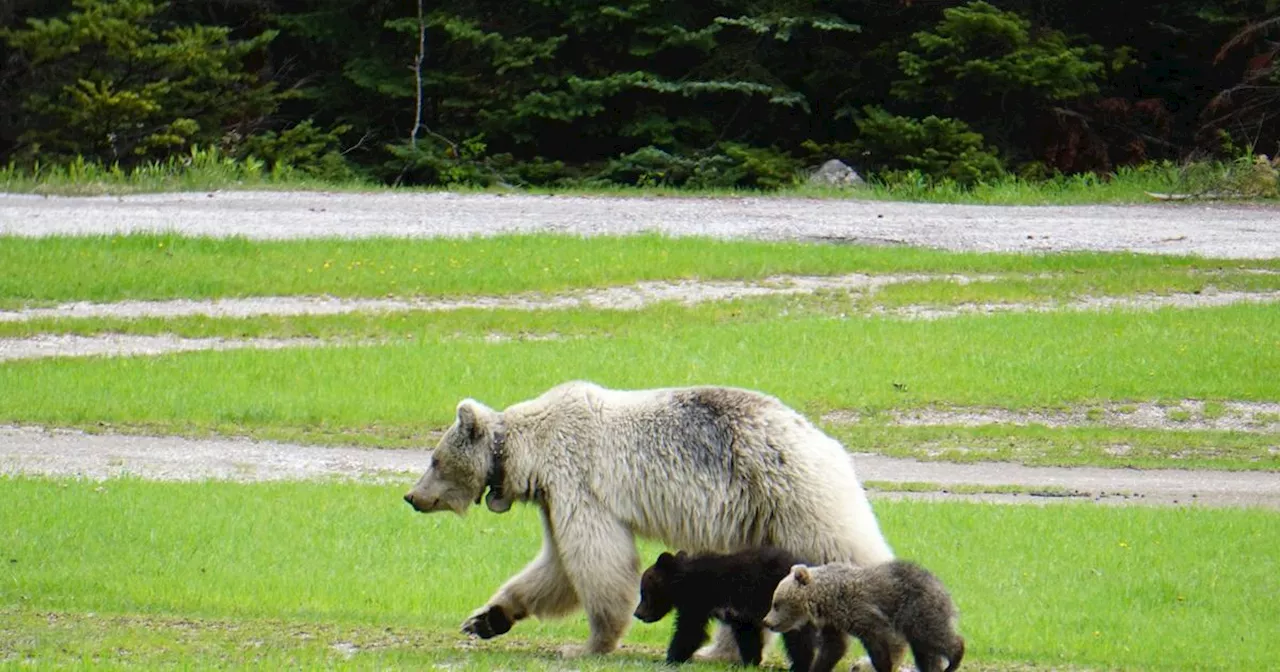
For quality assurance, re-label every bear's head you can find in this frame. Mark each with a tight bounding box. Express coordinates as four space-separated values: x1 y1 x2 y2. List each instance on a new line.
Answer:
633 551 688 623
762 564 814 633
404 399 506 516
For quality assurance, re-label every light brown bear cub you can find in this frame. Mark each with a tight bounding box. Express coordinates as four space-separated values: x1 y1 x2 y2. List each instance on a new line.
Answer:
763 561 964 672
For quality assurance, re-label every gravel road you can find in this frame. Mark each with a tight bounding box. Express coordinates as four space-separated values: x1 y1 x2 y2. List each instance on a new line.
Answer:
2 426 1275 508
4 190 1280 258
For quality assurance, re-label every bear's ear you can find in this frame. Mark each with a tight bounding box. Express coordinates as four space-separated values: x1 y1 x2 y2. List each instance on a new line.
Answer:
455 399 486 441
656 551 679 570
791 564 812 586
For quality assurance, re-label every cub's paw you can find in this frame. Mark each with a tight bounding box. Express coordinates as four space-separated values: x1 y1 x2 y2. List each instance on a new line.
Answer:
460 605 513 639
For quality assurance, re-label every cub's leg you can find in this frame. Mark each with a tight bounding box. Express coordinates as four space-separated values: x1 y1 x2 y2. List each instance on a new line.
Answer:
780 624 817 672
666 610 712 663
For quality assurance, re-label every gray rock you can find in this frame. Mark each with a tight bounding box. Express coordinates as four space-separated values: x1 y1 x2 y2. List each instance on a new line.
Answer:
809 159 866 188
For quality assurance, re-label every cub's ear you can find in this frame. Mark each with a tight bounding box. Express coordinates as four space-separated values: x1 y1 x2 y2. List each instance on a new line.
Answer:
791 564 812 586
656 551 679 570
456 399 486 440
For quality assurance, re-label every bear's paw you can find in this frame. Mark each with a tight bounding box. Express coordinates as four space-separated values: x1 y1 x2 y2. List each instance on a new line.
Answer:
460 605 514 639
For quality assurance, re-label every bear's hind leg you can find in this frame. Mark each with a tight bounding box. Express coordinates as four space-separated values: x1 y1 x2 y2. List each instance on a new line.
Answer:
553 507 640 657
859 630 907 672
944 635 965 672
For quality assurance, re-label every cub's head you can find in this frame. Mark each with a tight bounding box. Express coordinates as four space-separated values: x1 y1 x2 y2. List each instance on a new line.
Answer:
634 551 688 623
403 399 501 516
762 564 815 632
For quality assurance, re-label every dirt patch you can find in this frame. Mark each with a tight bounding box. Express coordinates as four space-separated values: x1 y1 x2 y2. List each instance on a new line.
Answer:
0 425 427 482
4 191 1280 259
0 334 336 362
825 400 1280 433
2 425 1277 509
852 454 1280 509
882 289 1280 320
0 272 992 323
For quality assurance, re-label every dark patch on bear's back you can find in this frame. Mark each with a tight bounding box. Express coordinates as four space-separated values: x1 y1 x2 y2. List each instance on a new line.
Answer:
681 387 774 421
661 387 772 473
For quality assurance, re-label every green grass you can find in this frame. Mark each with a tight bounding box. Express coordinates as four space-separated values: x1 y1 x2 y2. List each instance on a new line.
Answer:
0 304 1275 431
3 260 1277 342
3 233 1277 308
1 477 1276 670
1 303 1275 470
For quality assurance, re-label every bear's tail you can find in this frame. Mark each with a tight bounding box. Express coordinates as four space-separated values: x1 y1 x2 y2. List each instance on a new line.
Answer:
944 635 965 672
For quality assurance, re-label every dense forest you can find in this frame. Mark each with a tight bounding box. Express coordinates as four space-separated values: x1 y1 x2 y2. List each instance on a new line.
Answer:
1 0 1278 189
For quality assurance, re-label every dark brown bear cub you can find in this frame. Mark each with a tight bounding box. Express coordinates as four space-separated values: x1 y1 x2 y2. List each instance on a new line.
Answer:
634 548 819 671
763 560 965 672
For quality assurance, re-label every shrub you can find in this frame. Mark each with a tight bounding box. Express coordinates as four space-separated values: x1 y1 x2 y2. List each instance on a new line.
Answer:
853 106 1005 185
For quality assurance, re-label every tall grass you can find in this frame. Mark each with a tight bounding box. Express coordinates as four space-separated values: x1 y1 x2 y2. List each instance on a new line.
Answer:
2 477 1276 670
2 150 1251 205
0 148 371 196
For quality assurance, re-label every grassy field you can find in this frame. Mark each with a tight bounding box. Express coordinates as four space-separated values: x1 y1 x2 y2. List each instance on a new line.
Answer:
2 233 1276 470
2 227 1277 669
1 304 1277 469
2 477 1276 671
6 233 1275 308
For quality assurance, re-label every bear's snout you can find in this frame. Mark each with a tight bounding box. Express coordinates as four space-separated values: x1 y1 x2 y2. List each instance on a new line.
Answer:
403 492 428 512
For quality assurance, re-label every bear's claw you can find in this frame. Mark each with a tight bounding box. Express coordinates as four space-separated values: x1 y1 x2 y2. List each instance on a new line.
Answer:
461 606 513 639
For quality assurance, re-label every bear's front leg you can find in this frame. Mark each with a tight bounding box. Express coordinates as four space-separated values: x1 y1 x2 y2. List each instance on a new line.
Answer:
810 625 848 672
462 508 580 640
666 610 713 663
552 505 639 657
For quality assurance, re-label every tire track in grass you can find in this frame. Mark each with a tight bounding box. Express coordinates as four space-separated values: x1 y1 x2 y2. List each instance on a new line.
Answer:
0 272 997 323
1 285 1277 362
1 426 1277 509
823 400 1280 434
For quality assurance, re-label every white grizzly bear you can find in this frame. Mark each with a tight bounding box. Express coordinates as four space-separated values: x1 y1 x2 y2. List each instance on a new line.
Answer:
403 380 894 658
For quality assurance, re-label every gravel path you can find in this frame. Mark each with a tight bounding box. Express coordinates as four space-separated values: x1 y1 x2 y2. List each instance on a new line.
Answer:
2 425 1275 508
4 191 1280 258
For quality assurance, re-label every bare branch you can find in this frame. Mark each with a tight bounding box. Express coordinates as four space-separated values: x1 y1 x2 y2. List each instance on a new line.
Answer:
410 0 425 149
1215 16 1280 64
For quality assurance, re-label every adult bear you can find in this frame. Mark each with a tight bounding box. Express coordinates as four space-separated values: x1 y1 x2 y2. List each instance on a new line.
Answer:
403 380 894 658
